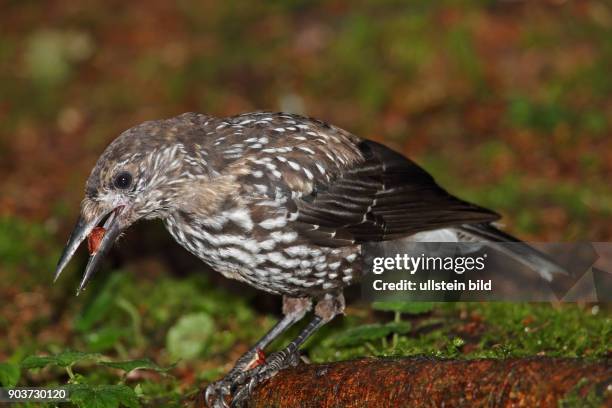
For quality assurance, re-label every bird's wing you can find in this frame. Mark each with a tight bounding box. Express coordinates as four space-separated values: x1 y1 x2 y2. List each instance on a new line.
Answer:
291 140 500 246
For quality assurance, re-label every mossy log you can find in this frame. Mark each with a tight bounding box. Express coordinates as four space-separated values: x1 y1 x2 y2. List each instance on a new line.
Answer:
201 357 612 407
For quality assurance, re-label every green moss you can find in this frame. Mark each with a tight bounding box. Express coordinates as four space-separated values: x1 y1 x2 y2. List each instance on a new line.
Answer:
307 303 610 361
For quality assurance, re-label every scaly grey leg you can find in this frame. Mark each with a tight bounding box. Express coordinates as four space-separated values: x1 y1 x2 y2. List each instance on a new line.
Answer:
205 296 311 408
229 293 345 407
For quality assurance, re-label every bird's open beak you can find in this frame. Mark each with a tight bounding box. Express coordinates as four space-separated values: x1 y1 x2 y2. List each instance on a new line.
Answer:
54 205 127 295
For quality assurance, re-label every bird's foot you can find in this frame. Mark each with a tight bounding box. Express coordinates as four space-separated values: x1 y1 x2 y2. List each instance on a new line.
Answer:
229 348 302 408
204 348 266 408
205 348 301 408
204 380 231 408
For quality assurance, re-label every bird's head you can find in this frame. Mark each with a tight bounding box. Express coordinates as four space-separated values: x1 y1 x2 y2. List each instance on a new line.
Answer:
54 115 211 293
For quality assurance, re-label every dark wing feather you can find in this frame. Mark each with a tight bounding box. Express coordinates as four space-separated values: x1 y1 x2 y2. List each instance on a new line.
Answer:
294 140 500 246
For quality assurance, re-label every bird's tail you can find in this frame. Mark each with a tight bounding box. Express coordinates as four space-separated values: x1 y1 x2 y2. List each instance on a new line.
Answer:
456 223 566 282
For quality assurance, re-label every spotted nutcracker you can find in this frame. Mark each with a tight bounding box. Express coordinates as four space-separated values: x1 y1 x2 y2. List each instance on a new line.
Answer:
54 111 562 407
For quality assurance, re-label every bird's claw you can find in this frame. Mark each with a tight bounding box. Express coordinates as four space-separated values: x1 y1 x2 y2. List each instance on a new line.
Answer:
204 381 231 408
229 349 302 408
204 348 266 408
205 349 301 408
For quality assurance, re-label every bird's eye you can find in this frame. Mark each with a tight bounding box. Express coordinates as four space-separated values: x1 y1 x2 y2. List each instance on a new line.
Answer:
113 172 133 190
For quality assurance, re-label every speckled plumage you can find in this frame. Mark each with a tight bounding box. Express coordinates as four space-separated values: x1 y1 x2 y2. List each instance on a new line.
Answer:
60 111 565 407
81 111 497 298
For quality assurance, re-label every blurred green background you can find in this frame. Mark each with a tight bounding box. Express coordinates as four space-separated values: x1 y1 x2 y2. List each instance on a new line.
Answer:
0 1 610 406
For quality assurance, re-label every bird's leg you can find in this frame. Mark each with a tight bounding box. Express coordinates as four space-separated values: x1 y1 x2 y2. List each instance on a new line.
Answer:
205 296 311 408
229 293 345 407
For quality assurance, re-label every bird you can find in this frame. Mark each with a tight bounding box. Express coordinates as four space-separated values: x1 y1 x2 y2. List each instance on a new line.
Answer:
54 111 564 407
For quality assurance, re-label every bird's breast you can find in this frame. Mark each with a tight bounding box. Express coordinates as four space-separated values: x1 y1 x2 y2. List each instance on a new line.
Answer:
163 210 361 296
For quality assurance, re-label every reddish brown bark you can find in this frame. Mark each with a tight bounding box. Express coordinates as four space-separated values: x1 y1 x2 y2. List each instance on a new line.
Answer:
230 357 611 408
